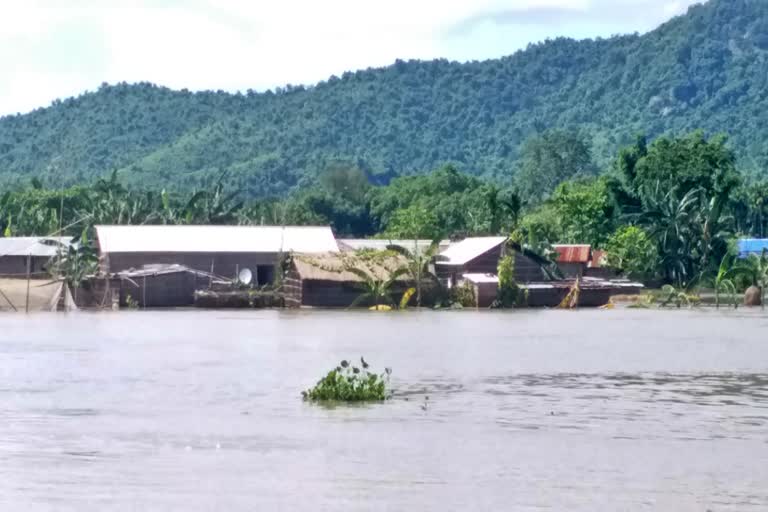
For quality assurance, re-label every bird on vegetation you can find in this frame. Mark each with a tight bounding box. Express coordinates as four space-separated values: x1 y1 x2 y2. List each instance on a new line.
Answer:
361 357 369 369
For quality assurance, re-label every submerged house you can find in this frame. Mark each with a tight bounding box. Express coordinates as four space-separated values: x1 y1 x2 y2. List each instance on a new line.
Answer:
0 237 72 277
95 225 339 285
553 244 592 278
284 251 420 308
435 237 550 287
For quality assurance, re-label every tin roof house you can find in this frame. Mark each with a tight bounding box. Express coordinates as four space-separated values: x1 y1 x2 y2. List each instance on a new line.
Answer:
95 225 338 286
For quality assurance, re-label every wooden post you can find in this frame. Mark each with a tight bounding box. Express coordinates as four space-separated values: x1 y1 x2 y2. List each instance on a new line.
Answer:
209 259 214 289
25 253 31 313
142 275 147 309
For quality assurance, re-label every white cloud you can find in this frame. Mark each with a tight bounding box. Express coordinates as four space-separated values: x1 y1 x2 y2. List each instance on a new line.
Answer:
0 0 703 116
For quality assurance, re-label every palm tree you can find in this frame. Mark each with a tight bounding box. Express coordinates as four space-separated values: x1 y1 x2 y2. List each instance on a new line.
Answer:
347 267 409 310
386 240 442 308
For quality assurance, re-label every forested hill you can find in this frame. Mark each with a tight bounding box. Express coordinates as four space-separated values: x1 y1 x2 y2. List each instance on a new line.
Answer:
1 0 767 197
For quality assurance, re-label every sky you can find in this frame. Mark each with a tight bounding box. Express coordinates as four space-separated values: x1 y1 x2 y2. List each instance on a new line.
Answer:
0 0 703 116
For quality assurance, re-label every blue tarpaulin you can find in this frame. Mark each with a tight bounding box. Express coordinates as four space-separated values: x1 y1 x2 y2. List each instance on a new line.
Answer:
737 239 768 259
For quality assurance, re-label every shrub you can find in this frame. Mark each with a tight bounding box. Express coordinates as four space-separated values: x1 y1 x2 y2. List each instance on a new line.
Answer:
302 358 392 402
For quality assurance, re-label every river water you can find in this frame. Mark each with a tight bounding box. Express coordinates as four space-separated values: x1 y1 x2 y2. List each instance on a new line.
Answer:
1 309 768 511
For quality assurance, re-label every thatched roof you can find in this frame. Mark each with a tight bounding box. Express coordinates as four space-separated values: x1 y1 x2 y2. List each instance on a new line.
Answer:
292 251 410 283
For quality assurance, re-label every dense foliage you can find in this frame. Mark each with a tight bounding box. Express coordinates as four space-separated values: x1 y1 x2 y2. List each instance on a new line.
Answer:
2 0 768 193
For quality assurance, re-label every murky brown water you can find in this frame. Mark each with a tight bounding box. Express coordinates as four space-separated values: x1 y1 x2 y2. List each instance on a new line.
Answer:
2 309 768 511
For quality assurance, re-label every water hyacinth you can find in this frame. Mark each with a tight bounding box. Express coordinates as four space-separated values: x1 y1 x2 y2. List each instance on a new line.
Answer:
302 359 392 402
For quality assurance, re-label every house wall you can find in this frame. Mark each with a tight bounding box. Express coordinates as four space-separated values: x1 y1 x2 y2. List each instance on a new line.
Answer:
103 252 279 283
513 252 547 283
558 262 586 278
0 255 52 277
473 282 498 308
75 272 207 309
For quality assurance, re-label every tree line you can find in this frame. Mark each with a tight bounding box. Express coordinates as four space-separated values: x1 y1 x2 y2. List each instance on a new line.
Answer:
2 130 768 291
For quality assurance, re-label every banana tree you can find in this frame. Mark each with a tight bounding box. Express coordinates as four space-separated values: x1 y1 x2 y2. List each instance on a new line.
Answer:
347 267 409 310
386 240 442 308
711 253 738 309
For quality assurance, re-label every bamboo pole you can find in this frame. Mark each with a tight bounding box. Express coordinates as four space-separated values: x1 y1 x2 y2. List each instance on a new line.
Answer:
25 253 31 313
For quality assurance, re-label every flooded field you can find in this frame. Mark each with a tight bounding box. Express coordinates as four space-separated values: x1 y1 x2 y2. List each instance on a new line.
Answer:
1 309 768 511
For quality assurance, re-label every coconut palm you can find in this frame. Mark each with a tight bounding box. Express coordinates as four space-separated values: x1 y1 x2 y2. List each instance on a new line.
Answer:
386 240 442 308
347 267 409 310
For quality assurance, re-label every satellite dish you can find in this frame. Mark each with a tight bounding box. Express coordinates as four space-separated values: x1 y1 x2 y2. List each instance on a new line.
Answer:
238 268 253 286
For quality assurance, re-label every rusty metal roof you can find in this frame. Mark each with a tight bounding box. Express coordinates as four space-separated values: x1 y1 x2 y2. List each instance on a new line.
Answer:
553 245 592 264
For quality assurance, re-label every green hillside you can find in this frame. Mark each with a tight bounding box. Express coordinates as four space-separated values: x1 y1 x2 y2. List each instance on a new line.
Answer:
1 0 767 196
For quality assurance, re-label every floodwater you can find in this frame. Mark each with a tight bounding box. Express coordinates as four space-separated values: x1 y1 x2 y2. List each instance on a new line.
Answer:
2 309 768 511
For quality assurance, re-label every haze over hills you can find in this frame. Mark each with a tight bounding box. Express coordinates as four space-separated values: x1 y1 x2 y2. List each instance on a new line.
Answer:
0 0 766 197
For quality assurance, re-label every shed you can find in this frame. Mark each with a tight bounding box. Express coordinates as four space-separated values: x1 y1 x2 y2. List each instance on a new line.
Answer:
553 244 592 277
0 237 72 277
284 251 422 308
95 225 338 285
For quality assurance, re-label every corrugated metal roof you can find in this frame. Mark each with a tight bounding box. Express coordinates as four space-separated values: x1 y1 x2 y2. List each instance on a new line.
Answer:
462 273 499 284
95 225 339 254
738 239 768 259
436 237 507 266
0 237 72 258
553 244 592 264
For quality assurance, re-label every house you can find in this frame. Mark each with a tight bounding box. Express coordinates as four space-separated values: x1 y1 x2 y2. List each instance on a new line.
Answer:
95 225 339 285
435 237 549 287
0 237 72 277
284 251 424 308
553 244 592 277
737 239 768 259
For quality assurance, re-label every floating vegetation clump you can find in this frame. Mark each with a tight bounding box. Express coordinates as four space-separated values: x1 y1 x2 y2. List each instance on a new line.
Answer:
302 358 392 402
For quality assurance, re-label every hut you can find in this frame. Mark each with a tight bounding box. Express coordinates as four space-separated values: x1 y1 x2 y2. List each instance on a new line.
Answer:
553 244 592 278
95 225 338 285
435 237 550 287
0 237 72 277
284 251 422 308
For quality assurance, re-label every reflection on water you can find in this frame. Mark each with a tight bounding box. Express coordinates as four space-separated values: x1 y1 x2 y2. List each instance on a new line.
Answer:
1 309 768 511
